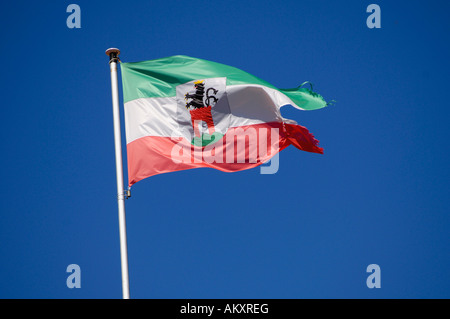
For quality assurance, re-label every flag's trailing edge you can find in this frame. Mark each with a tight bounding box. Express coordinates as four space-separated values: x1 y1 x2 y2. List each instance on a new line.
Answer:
120 55 329 186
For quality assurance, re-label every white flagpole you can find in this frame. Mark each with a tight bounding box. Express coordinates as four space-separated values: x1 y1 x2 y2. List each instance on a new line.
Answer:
106 48 130 299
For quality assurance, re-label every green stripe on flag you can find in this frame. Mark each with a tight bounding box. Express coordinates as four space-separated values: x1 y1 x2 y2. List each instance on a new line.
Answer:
120 55 328 110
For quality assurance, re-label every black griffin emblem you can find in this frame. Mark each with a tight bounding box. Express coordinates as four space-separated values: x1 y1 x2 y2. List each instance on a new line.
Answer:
184 80 219 109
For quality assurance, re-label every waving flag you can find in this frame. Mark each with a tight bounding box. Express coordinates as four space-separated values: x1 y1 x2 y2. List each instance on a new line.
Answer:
120 55 329 186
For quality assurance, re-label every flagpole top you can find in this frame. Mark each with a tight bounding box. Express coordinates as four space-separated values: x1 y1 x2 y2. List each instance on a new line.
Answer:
106 48 120 63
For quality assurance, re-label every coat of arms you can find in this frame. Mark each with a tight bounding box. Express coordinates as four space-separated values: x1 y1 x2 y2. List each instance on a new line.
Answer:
183 79 224 146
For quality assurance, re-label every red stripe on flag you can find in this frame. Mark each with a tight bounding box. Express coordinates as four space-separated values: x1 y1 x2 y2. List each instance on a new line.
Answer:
126 122 322 186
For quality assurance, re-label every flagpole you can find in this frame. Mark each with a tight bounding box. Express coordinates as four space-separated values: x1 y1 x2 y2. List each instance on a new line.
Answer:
106 48 130 299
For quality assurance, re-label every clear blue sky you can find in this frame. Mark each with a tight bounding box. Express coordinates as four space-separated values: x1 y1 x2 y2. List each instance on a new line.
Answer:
0 0 449 299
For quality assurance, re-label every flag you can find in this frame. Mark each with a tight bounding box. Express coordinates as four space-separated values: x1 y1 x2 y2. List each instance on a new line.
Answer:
120 55 329 186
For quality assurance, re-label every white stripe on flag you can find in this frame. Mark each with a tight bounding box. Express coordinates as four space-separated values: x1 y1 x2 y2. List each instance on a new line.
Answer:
124 84 300 144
